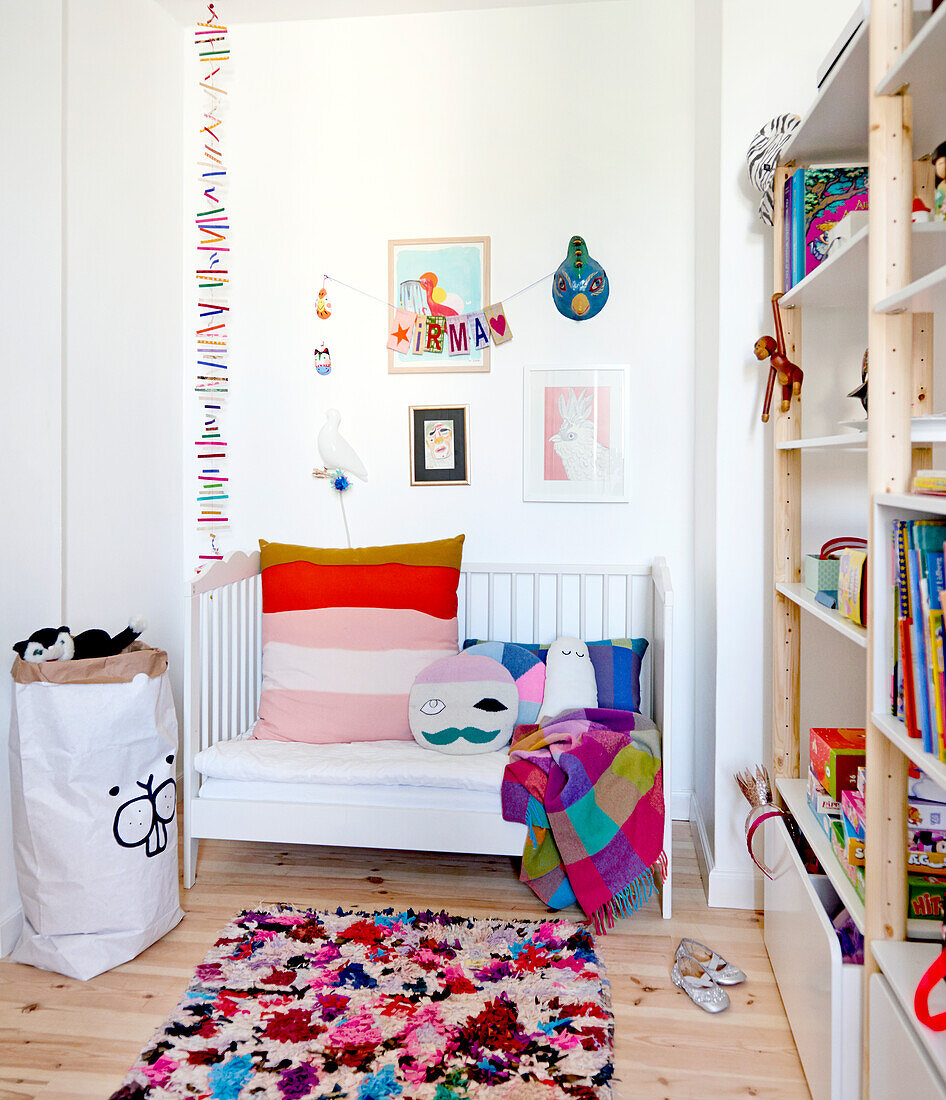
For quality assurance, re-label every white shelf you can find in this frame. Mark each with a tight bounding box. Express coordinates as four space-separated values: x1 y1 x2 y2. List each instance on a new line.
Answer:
872 940 946 1079
776 582 867 647
782 226 868 308
872 711 946 794
779 417 946 450
777 433 867 451
877 262 946 316
783 22 868 164
786 223 946 311
776 778 865 932
876 492 946 519
876 3 946 156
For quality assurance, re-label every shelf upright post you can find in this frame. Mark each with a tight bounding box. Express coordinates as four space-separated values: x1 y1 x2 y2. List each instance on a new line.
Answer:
864 0 914 1090
772 166 802 784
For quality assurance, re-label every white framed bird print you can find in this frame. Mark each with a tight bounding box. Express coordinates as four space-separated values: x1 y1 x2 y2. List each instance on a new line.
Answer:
388 237 490 374
523 366 628 503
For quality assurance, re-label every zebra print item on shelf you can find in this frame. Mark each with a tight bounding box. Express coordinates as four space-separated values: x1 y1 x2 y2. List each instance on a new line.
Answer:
746 113 801 225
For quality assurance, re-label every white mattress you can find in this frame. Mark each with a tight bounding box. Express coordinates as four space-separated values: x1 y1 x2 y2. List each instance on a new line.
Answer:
193 735 508 793
197 776 502 813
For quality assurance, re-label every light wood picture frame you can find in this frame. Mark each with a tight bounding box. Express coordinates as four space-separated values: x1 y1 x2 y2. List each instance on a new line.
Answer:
409 405 470 486
388 237 490 374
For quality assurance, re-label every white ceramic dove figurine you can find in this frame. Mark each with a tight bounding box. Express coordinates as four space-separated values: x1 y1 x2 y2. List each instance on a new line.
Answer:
318 408 368 481
537 635 598 723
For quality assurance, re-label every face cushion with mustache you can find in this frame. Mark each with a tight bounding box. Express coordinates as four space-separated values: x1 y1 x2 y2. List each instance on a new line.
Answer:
409 653 519 756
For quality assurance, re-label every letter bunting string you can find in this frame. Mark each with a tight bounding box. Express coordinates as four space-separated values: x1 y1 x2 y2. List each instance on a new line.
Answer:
194 4 230 566
323 272 555 356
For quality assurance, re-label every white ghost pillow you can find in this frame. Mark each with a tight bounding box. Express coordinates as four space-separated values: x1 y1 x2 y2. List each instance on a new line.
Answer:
537 635 598 723
409 653 519 756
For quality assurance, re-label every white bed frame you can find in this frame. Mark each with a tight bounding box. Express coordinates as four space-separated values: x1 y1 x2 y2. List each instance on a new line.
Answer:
183 556 674 918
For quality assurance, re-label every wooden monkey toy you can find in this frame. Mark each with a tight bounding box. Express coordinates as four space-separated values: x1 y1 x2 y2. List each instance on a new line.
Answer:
755 292 803 422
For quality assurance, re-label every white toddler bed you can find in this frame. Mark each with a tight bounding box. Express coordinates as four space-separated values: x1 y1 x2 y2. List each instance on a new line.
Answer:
183 556 674 918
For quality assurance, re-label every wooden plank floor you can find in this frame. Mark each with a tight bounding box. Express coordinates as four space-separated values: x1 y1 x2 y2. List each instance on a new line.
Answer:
0 823 808 1099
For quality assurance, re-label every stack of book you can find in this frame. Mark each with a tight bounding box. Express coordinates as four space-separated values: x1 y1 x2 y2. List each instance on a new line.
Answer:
808 753 946 923
891 519 946 758
913 470 946 497
782 166 868 290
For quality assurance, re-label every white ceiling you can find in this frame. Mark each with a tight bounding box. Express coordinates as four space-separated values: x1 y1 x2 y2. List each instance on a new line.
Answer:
155 0 611 24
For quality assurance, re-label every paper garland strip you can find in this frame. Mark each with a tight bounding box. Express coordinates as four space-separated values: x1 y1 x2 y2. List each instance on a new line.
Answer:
194 5 230 559
326 271 551 359
385 303 512 355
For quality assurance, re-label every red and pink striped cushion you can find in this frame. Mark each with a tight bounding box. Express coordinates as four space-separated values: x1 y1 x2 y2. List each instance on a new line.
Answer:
254 537 464 744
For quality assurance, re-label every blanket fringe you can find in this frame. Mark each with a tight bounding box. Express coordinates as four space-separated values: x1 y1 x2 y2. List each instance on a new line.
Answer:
589 851 668 935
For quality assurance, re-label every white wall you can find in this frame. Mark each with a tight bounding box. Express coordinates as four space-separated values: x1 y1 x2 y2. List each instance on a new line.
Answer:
205 1 697 812
0 0 64 952
0 0 183 953
704 0 869 907
692 0 722 867
63 0 184 677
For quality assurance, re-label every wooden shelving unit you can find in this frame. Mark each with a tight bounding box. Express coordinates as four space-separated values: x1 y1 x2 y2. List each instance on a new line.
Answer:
766 2 945 1096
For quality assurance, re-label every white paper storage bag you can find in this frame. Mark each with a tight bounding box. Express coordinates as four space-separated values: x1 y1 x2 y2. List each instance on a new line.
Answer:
9 646 184 980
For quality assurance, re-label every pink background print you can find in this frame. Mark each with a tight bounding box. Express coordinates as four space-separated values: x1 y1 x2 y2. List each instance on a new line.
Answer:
543 386 611 481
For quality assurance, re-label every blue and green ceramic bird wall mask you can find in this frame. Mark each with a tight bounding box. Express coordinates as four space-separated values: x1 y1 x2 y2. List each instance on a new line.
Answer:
552 235 609 320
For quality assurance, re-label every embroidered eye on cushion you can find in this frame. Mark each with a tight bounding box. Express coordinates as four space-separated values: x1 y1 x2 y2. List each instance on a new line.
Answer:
409 653 519 755
254 536 464 744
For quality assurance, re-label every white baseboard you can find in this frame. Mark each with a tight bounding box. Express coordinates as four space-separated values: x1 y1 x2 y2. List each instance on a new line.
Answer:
689 793 712 897
708 867 763 910
671 789 692 821
0 905 23 957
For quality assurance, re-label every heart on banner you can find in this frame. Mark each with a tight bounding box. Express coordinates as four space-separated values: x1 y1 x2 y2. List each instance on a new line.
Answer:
484 302 513 346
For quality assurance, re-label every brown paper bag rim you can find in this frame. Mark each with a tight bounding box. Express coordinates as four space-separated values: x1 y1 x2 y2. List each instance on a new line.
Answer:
11 643 168 686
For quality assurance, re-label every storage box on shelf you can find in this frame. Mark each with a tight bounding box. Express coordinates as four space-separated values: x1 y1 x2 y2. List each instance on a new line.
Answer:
870 940 946 1095
764 802 862 1100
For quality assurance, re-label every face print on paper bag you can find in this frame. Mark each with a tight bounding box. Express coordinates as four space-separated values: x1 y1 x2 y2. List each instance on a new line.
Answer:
110 754 177 858
409 654 519 756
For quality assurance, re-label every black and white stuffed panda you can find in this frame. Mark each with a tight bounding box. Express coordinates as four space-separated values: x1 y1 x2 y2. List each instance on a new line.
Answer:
13 617 147 663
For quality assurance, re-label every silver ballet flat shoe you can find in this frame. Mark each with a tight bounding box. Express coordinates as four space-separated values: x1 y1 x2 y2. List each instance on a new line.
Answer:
675 938 746 986
670 951 730 1013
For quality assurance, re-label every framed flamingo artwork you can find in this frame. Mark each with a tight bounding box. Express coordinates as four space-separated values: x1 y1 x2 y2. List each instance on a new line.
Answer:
523 366 628 503
388 237 490 374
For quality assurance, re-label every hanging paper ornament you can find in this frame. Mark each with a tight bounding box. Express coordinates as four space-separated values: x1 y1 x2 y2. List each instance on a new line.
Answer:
410 314 425 354
552 235 609 320
424 315 446 354
468 311 491 351
484 302 513 345
314 345 332 375
387 309 416 353
446 315 471 356
316 284 332 319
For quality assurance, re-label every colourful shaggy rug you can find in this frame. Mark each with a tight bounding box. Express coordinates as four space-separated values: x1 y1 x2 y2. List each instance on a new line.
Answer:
109 905 614 1100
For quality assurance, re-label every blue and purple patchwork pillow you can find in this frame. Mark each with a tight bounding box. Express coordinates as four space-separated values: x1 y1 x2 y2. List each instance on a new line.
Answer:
462 636 647 714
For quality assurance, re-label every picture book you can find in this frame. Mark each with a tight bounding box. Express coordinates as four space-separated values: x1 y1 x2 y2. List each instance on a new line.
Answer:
793 172 806 285
803 166 868 278
783 173 794 290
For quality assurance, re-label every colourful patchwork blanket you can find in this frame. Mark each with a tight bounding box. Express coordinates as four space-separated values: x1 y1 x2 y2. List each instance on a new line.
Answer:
501 708 666 932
